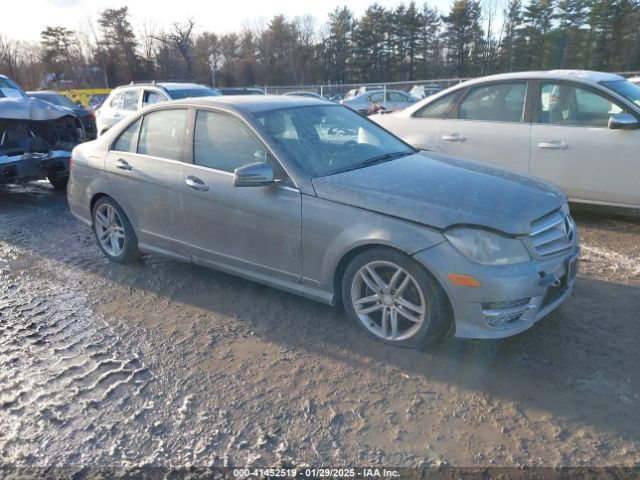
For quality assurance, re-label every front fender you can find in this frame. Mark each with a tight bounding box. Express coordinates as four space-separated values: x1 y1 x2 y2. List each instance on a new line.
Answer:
301 195 445 294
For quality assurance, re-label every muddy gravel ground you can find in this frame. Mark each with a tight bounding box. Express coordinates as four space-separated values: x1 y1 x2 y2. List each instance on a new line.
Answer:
0 182 639 469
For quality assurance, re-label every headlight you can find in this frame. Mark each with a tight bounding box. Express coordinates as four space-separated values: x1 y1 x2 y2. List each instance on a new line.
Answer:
444 227 530 265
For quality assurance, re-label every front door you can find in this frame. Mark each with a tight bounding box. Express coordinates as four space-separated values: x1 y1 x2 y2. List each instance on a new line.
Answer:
180 109 302 282
530 81 640 207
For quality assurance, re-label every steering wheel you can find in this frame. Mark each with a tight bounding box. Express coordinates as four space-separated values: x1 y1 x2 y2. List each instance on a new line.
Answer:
329 141 360 166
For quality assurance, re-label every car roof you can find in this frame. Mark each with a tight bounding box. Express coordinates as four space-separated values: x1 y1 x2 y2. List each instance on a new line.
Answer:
114 82 210 91
162 94 332 114
456 70 625 88
157 82 213 90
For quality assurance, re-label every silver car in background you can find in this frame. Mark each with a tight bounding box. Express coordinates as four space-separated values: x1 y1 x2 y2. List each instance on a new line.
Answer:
341 89 417 114
68 96 579 348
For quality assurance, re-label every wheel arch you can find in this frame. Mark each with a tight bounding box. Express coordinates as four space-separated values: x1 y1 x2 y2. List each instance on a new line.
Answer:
335 242 456 343
90 192 110 218
331 242 452 315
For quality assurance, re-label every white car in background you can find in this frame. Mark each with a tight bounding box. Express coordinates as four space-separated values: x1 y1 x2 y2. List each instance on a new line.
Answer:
96 82 220 136
373 70 640 210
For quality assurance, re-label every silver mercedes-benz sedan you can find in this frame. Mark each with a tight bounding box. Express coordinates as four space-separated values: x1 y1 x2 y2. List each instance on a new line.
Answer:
67 95 580 348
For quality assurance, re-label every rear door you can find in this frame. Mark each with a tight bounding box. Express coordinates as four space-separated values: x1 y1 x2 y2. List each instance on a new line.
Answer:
530 81 640 207
180 109 302 282
379 90 462 151
104 108 189 256
98 91 124 132
436 81 531 175
118 88 142 123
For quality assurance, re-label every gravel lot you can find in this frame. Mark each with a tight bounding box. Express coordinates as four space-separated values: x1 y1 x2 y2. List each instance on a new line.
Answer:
1 182 639 468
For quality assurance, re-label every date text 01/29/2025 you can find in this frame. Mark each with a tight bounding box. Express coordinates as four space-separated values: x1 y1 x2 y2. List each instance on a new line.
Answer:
232 468 401 478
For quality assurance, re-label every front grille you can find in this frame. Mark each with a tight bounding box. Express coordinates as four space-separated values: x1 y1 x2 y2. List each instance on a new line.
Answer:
530 209 576 257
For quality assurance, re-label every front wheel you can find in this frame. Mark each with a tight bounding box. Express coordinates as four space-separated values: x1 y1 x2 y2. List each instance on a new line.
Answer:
92 197 140 263
342 248 451 349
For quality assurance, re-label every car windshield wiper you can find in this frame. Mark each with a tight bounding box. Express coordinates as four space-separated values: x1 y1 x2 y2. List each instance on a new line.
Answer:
362 151 413 166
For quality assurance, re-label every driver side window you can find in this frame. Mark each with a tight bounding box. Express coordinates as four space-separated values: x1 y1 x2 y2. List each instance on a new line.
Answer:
194 110 267 173
538 82 624 127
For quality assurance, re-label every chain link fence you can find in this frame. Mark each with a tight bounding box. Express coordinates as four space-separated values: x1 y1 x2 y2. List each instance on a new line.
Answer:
256 71 640 99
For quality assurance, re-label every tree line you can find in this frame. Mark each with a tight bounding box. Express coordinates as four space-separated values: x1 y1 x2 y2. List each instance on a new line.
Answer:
1 0 639 91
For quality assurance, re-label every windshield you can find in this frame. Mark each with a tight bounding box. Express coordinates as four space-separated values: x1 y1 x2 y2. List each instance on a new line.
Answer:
601 80 640 108
31 93 78 109
0 78 27 98
166 86 220 99
253 105 415 178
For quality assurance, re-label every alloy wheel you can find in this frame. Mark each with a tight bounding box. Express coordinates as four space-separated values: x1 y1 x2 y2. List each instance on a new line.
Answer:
94 203 126 257
350 260 426 341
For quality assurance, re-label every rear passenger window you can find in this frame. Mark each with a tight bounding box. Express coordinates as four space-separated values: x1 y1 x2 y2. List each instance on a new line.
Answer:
122 90 140 111
143 90 165 107
387 92 407 102
137 109 187 161
414 92 458 118
113 118 141 152
459 82 527 122
109 91 124 109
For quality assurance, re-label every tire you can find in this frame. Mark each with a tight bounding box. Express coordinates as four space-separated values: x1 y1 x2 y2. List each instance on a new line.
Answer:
341 248 451 349
47 174 68 190
92 197 140 263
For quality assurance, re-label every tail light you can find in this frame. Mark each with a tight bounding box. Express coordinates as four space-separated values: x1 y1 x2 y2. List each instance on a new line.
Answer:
69 157 74 172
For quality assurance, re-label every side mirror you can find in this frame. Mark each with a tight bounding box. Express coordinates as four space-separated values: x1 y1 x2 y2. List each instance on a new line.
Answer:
233 162 274 187
608 112 639 130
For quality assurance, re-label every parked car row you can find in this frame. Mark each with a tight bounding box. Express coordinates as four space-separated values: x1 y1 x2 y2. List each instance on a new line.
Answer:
9 69 637 351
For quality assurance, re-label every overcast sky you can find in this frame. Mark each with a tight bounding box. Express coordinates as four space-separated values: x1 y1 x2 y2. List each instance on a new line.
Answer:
3 0 454 43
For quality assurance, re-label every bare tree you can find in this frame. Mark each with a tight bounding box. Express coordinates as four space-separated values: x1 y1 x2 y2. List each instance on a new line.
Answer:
0 35 42 89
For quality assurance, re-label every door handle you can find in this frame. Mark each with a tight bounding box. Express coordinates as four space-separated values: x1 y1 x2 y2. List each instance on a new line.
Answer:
442 133 465 142
538 141 568 150
113 112 121 118
185 176 209 192
115 159 132 171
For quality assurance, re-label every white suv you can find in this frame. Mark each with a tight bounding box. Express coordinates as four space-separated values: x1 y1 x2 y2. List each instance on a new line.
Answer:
96 82 220 136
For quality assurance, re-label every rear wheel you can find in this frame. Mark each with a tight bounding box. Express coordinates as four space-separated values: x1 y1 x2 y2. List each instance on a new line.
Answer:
342 248 451 349
92 197 140 263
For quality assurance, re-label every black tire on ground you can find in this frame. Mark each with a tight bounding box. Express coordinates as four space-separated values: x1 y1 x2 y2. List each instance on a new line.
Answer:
341 247 451 350
47 174 68 190
92 196 140 263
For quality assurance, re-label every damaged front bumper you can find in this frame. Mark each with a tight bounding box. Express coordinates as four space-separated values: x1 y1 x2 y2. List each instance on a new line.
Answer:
0 150 70 184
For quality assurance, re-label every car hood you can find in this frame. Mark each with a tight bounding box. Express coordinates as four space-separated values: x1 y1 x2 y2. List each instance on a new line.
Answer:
0 96 76 121
311 152 566 235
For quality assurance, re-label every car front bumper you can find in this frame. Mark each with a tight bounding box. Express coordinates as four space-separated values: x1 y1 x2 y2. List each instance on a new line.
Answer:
0 150 70 184
414 241 580 339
